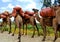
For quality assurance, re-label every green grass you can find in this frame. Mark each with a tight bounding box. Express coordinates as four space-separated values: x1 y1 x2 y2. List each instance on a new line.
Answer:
0 23 57 36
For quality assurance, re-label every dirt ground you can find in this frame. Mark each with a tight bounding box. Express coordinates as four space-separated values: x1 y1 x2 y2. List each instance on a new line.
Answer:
0 31 60 42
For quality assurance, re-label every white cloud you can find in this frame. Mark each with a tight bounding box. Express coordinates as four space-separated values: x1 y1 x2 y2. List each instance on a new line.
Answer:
17 0 37 11
17 0 33 2
7 4 14 9
7 4 22 9
0 4 14 12
0 3 23 12
51 0 54 4
0 7 6 10
25 1 37 11
2 0 12 2
15 5 22 8
0 7 8 12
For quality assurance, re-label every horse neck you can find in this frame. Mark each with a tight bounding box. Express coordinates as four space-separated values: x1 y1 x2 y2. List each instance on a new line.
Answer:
56 8 60 24
35 14 40 22
56 8 60 17
15 14 22 20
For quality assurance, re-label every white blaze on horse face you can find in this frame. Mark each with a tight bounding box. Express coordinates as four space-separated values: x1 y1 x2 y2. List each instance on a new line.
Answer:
33 14 35 16
34 12 41 23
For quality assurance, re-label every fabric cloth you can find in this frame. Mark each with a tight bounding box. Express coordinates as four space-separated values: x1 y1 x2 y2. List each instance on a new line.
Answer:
40 7 55 17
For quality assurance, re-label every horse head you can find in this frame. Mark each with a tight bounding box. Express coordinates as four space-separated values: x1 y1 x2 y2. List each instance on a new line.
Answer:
32 8 39 14
32 8 39 17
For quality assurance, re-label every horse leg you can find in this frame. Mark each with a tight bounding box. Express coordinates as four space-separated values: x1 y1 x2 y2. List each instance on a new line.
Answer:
12 23 17 36
34 20 40 36
53 26 58 42
25 23 27 35
53 27 58 42
1 22 3 33
53 18 58 42
18 23 21 42
40 18 46 41
31 21 35 38
58 28 60 38
31 25 35 38
1 22 5 33
8 20 12 34
29 17 35 38
22 22 24 35
42 26 46 41
36 25 40 36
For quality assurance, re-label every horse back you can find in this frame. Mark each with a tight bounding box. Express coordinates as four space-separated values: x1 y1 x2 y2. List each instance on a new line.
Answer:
0 14 6 18
12 7 24 17
40 7 55 17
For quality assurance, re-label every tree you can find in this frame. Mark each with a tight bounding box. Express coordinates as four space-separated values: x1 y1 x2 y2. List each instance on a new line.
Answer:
54 0 60 5
42 0 51 8
58 0 60 4
54 0 58 5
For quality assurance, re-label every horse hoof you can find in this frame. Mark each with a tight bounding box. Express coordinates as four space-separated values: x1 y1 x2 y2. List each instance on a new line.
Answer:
53 37 57 42
31 36 34 38
12 34 14 36
53 40 55 42
18 37 20 39
8 31 12 34
42 39 45 41
8 32 11 34
25 34 27 35
53 39 56 42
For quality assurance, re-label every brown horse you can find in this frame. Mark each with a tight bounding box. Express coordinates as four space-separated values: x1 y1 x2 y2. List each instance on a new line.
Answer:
0 11 11 34
22 10 40 37
11 6 40 40
11 7 24 42
34 7 55 42
39 6 60 42
52 5 60 42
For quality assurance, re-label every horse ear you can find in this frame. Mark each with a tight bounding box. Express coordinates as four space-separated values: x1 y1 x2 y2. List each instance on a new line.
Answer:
32 8 35 11
32 8 39 12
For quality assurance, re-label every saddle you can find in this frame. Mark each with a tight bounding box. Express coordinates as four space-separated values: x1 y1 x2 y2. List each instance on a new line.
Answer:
12 7 24 17
12 7 35 19
40 7 55 17
24 11 34 19
0 11 10 18
0 14 6 18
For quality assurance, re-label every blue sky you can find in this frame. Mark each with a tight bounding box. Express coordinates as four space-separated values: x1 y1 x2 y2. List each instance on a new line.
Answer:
0 0 43 12
0 0 54 21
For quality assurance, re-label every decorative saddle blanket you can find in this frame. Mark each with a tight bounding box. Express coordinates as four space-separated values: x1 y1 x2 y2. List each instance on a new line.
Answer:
40 7 55 17
12 7 35 19
24 11 34 19
0 14 7 18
